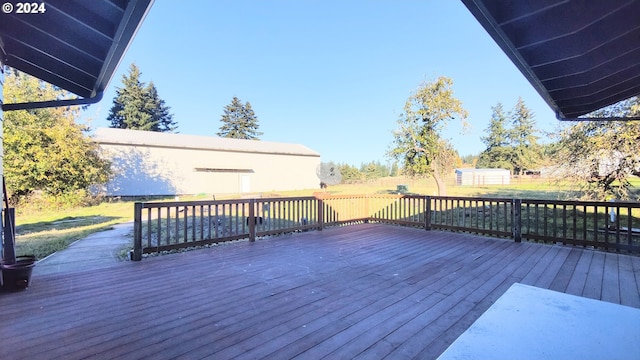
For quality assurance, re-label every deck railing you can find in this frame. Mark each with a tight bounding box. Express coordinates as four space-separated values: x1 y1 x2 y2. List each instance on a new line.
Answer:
132 197 320 260
133 194 640 259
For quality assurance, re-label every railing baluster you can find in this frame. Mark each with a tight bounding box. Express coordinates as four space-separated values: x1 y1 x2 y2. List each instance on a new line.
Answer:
183 206 188 243
175 206 179 243
593 205 598 249
146 208 152 248
214 204 220 238
525 202 530 236
572 204 577 244
207 204 211 240
553 203 557 240
503 201 508 233
166 207 171 245
489 201 494 232
156 208 161 248
604 204 610 246
615 206 621 248
199 205 204 240
582 205 587 244
561 204 567 244
191 205 196 241
627 206 633 247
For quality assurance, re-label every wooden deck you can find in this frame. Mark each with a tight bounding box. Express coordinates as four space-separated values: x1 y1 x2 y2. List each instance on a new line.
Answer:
1 224 639 359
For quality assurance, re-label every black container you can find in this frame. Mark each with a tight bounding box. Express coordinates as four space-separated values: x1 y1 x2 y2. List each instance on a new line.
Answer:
1 255 36 291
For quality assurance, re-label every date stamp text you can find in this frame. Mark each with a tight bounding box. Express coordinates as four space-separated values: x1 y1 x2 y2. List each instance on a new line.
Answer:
2 2 47 14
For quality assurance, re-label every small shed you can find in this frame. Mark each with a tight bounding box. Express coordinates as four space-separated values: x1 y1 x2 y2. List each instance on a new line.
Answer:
455 168 510 186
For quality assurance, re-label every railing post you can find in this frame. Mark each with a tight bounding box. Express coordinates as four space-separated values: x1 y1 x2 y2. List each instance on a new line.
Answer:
317 197 324 231
425 196 432 230
248 199 256 242
364 195 370 223
133 202 143 261
512 198 522 243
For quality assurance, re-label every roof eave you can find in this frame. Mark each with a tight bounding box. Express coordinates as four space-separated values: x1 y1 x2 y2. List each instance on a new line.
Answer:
1 0 154 111
94 0 154 100
461 0 563 118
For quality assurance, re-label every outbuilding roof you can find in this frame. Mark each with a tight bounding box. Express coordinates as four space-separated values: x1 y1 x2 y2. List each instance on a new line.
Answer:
0 0 154 110
455 168 509 173
462 0 640 120
94 127 321 157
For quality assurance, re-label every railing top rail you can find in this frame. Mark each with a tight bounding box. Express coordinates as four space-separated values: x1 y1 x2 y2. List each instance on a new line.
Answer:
255 196 316 202
137 196 320 209
314 194 378 200
431 195 514 202
138 199 250 208
521 198 640 207
316 194 425 200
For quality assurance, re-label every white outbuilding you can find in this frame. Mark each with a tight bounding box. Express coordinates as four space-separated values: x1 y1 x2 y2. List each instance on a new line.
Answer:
455 168 511 186
93 128 321 196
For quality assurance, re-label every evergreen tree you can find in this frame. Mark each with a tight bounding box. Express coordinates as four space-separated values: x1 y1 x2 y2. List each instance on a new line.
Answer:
477 103 512 170
147 81 177 132
509 97 541 175
217 97 263 139
389 162 399 176
338 164 363 183
361 162 379 180
107 64 176 132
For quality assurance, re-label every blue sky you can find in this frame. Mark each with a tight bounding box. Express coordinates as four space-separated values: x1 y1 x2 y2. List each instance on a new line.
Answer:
84 0 560 166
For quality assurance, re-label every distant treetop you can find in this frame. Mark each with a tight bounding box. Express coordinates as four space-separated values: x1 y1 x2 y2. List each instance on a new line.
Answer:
107 63 177 133
217 96 263 140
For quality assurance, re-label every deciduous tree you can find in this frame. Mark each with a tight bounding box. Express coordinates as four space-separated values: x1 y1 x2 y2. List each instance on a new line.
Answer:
3 70 111 203
552 97 640 200
388 76 468 195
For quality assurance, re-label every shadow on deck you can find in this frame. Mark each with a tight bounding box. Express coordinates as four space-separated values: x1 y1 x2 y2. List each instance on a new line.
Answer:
1 224 638 359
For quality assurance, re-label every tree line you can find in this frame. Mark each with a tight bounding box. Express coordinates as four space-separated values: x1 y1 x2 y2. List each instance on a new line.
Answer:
320 161 399 184
107 64 262 140
386 76 640 200
4 64 639 206
476 99 543 175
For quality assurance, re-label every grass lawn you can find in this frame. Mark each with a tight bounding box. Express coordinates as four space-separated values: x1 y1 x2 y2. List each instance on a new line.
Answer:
13 202 133 259
11 175 636 260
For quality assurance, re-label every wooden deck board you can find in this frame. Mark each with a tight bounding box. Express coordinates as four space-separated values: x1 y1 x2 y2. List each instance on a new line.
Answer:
618 255 640 308
533 247 571 289
0 224 638 360
602 253 621 304
583 251 606 300
564 250 593 296
549 248 583 292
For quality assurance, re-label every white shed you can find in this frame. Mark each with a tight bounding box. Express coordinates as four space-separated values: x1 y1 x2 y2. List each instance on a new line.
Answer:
455 168 510 186
93 128 321 196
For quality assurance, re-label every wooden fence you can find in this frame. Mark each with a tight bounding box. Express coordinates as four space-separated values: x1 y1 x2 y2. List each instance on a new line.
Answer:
133 195 640 259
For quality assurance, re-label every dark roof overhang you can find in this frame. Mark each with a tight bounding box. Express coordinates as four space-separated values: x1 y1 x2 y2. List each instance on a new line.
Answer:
461 0 640 121
0 0 154 111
